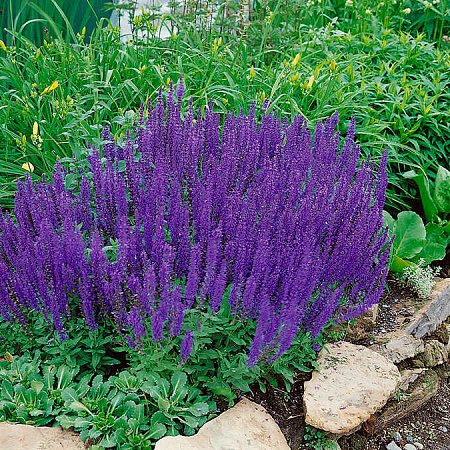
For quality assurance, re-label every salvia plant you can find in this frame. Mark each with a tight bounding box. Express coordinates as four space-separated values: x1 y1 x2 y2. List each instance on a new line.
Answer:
0 81 391 367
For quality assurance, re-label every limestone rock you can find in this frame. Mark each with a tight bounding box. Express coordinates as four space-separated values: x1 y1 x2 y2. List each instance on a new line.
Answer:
407 278 450 338
303 341 401 435
374 370 439 434
370 330 424 364
399 368 426 391
418 340 448 367
0 423 84 450
154 397 289 450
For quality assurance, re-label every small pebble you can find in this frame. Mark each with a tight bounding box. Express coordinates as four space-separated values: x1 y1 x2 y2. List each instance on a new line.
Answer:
414 443 424 450
404 445 417 450
393 431 402 442
386 442 402 450
406 435 414 443
439 425 448 432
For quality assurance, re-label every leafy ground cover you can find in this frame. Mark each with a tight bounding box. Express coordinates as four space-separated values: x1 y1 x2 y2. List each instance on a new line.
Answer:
0 0 449 449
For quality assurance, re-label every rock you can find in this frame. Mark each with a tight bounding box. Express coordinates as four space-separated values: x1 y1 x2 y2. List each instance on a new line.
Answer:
374 370 439 434
303 342 400 435
406 435 414 442
393 431 402 442
154 398 289 450
386 441 402 450
411 359 425 368
414 443 424 450
399 369 426 391
418 340 448 367
0 423 84 449
370 330 424 363
436 322 449 344
439 425 448 432
407 278 450 338
446 324 450 351
404 445 417 450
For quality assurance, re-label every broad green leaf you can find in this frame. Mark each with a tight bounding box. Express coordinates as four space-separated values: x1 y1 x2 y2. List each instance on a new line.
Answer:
69 401 92 414
392 211 426 259
403 170 438 222
390 255 415 273
433 165 450 213
157 397 170 412
170 372 187 402
188 402 210 416
146 423 167 440
425 223 447 246
31 381 44 395
100 434 117 448
414 242 446 265
61 387 79 404
56 415 75 429
74 417 91 428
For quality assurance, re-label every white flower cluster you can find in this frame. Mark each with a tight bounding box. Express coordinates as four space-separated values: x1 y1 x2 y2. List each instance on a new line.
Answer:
401 259 440 299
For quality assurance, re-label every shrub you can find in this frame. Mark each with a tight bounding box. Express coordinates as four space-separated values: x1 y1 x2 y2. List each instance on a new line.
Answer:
0 84 391 366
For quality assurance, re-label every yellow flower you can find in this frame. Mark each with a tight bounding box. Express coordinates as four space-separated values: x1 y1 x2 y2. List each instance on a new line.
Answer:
0 40 6 52
82 27 86 36
307 75 315 89
22 135 27 145
291 72 299 82
22 162 34 173
32 83 38 88
249 66 255 80
47 80 58 93
330 60 336 71
33 122 39 136
402 7 411 14
41 80 58 95
292 53 300 67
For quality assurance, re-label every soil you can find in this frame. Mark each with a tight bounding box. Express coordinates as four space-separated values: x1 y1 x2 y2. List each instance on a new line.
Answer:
245 272 450 450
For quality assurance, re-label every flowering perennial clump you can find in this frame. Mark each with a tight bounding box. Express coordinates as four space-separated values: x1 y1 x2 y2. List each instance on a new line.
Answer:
0 83 391 365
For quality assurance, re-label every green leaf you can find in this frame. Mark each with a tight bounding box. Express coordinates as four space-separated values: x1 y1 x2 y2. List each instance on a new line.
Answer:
74 417 91 428
100 434 117 448
61 387 79 404
170 372 187 402
1 380 14 401
31 381 44 395
425 223 447 246
433 165 450 213
390 255 415 273
64 173 78 190
146 423 167 440
69 401 92 414
56 415 75 429
206 380 235 402
158 397 170 412
188 402 209 416
392 211 426 259
415 242 446 265
403 170 438 222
